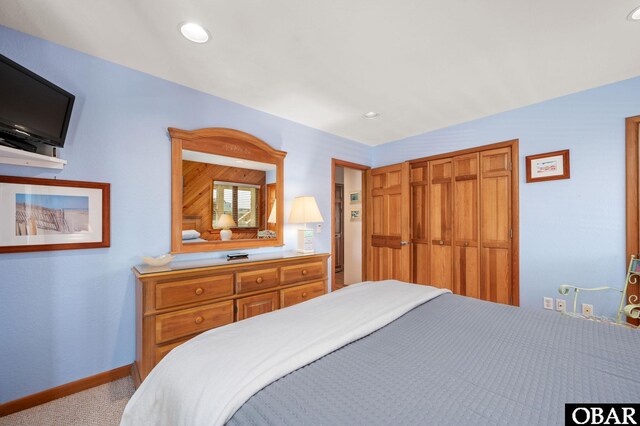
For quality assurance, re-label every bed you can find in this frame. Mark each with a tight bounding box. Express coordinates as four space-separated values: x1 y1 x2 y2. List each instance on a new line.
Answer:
121 281 640 426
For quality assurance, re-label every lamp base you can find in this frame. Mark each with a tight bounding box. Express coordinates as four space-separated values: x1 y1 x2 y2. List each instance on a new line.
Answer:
220 229 233 241
297 229 314 254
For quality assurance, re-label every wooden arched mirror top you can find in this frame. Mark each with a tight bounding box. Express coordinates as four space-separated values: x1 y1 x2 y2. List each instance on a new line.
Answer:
170 127 286 253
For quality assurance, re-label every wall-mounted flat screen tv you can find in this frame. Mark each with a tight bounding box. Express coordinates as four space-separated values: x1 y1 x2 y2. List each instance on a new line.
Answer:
0 53 75 149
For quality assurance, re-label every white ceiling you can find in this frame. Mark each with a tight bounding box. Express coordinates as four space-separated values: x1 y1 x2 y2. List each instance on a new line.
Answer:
1 0 639 146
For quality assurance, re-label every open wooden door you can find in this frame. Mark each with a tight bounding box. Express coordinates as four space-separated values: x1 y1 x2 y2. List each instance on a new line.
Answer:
365 163 411 281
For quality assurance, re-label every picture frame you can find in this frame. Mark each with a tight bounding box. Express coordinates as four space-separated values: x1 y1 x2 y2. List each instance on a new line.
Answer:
349 191 360 204
350 209 360 220
0 176 110 253
526 150 570 183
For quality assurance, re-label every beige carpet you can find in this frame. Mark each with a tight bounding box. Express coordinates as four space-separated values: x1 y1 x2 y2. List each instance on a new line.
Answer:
1 376 134 426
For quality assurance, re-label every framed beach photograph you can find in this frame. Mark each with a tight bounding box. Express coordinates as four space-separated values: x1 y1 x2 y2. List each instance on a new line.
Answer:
0 176 110 253
349 191 360 204
526 150 570 183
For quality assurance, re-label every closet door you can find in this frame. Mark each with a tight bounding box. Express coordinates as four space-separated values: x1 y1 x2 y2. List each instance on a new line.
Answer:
429 158 453 291
480 147 512 304
366 163 411 282
453 153 480 298
410 162 429 284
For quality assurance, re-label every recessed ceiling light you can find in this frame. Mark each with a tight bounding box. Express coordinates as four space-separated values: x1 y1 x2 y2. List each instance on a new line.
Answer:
179 22 210 43
628 6 640 20
363 111 380 119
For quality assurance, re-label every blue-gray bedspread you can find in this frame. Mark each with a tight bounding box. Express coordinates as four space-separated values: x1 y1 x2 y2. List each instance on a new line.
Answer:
228 293 640 425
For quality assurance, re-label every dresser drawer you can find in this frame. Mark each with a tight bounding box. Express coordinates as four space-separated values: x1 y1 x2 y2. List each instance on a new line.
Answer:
155 300 234 344
236 268 279 294
236 292 279 321
280 261 325 285
155 337 190 363
280 281 325 308
155 274 234 310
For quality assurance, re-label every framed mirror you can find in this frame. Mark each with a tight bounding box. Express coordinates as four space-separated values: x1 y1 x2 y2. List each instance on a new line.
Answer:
170 127 285 253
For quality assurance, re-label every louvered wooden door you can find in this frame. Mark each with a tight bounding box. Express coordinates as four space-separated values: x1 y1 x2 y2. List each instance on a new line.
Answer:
480 147 513 304
366 163 411 281
429 158 454 291
453 153 480 298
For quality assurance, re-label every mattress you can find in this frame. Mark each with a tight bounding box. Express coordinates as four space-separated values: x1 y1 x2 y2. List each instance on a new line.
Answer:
228 293 640 425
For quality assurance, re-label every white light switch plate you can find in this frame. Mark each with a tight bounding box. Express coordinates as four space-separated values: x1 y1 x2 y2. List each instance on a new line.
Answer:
544 297 553 310
315 224 322 234
556 299 566 312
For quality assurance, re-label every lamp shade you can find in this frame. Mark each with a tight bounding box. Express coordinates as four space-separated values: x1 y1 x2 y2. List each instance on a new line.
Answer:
288 196 324 224
216 214 236 229
267 200 277 224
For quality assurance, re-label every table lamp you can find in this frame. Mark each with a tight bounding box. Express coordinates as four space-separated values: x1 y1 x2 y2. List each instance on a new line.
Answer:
288 196 323 253
217 214 236 241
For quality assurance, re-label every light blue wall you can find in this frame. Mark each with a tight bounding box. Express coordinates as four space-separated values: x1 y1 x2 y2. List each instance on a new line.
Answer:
0 26 371 403
373 76 640 318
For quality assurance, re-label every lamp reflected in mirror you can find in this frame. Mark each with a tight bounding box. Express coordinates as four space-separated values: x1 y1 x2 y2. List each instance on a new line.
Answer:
216 214 236 241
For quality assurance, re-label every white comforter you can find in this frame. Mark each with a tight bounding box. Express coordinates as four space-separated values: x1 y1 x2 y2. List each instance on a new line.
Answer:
120 280 450 426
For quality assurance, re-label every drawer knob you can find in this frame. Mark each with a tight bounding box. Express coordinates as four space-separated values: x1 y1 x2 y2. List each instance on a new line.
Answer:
302 292 308 298
194 287 204 295
464 241 469 247
301 269 308 275
194 316 204 325
256 277 263 284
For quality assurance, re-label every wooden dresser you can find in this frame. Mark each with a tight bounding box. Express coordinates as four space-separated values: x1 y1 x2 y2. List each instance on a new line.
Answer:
132 252 329 385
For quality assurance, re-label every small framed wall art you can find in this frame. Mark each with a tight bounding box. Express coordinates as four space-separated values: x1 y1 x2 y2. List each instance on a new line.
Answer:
526 150 570 183
0 176 110 253
349 191 360 204
350 209 360 220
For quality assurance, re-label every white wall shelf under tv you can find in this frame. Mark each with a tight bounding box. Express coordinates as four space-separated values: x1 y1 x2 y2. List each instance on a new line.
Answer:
0 145 66 170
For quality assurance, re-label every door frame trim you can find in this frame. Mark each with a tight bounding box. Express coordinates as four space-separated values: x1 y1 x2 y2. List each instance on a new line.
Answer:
625 115 640 324
331 159 370 291
408 139 520 306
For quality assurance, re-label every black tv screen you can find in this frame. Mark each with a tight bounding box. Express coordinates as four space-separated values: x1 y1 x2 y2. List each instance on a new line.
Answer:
0 54 75 148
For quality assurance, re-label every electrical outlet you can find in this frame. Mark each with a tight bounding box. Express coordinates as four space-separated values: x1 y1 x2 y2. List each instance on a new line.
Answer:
582 303 593 316
315 224 322 234
556 299 566 312
544 297 553 310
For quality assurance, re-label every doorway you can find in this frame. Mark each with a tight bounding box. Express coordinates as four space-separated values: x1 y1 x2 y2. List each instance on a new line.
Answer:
331 159 369 291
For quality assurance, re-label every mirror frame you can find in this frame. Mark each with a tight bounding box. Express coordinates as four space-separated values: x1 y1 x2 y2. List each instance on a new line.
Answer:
170 127 286 253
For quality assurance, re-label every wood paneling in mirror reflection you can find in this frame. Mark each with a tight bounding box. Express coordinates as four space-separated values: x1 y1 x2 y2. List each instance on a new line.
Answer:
182 160 265 240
